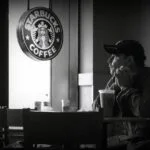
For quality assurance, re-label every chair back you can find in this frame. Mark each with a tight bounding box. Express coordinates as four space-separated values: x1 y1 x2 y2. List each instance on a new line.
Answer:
7 109 23 145
23 109 104 149
0 106 8 147
7 109 23 127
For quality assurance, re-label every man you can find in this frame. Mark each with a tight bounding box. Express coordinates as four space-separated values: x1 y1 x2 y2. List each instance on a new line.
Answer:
93 40 150 150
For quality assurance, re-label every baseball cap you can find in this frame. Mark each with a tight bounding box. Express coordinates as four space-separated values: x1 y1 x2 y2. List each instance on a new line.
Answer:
104 40 145 57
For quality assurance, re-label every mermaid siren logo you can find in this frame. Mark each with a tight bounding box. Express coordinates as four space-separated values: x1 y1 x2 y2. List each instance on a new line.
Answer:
17 7 63 60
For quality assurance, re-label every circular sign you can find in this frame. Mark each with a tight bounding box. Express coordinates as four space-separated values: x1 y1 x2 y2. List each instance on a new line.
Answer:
17 7 63 61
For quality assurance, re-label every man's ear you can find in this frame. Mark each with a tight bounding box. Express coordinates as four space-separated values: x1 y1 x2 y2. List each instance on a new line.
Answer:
126 56 134 65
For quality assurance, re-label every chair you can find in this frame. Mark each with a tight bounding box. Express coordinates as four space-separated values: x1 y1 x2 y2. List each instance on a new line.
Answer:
104 117 150 149
0 106 9 148
7 109 23 127
23 108 105 149
7 109 23 145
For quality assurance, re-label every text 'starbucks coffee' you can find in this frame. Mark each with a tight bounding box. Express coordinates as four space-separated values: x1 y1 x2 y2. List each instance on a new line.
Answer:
17 7 63 61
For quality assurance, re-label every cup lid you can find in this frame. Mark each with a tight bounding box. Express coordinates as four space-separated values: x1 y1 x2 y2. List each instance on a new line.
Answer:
98 89 115 93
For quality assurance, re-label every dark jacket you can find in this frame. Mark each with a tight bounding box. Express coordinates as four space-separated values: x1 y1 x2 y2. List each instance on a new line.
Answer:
93 67 150 147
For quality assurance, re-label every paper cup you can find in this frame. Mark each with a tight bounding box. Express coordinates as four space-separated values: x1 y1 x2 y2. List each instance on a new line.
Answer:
98 89 115 117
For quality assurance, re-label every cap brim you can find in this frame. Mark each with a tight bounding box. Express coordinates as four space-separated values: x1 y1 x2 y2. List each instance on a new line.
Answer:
104 44 119 54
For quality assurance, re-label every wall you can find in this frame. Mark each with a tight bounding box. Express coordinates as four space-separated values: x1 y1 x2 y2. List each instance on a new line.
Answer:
94 0 150 98
9 0 79 111
9 0 51 109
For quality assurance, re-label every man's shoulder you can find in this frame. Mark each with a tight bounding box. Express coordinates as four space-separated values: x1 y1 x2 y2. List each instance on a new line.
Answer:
140 67 150 93
144 66 150 73
141 67 150 79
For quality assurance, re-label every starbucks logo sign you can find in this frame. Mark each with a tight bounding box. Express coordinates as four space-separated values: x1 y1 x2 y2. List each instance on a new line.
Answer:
17 7 63 60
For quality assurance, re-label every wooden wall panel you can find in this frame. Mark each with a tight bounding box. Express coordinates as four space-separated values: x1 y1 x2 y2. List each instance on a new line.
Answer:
52 0 79 111
69 0 79 109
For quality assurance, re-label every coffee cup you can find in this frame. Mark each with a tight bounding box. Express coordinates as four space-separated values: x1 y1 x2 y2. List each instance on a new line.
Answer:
61 99 70 112
34 101 42 111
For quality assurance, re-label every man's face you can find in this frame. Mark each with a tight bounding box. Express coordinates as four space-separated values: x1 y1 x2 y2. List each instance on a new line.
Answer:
107 54 128 75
